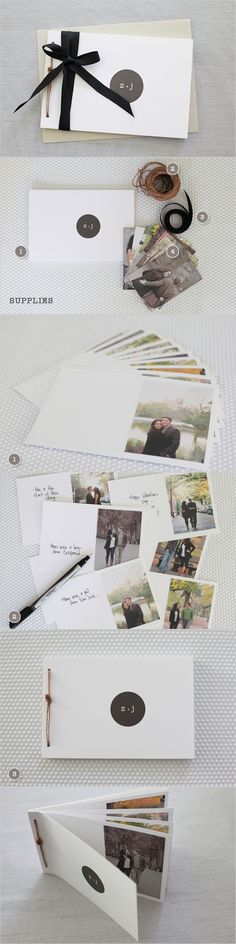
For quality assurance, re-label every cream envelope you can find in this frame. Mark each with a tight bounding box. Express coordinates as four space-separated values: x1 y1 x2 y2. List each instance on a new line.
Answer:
28 811 138 940
40 30 193 139
37 19 198 142
29 189 134 262
42 654 194 758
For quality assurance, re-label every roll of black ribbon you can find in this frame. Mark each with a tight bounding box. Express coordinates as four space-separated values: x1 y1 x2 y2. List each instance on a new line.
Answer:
160 191 193 234
14 31 134 131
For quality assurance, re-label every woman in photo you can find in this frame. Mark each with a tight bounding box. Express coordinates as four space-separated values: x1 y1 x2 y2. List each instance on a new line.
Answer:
117 848 126 872
93 487 101 505
143 418 163 456
122 596 145 628
176 538 195 574
158 541 176 573
169 602 180 628
181 500 190 529
123 849 133 877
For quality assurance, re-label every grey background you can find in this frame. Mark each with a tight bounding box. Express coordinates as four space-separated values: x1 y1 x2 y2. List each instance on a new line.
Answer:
1 463 235 787
1 0 235 157
1 156 236 319
1 786 235 943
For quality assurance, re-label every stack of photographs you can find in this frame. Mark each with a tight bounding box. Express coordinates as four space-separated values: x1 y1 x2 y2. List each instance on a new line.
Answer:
123 224 202 308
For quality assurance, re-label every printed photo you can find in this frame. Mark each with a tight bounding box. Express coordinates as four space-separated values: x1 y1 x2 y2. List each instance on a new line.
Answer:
106 818 170 834
164 578 215 630
70 471 113 505
151 536 206 577
94 508 142 569
106 794 166 810
104 824 165 898
125 229 201 309
125 381 213 464
102 559 159 629
165 472 216 533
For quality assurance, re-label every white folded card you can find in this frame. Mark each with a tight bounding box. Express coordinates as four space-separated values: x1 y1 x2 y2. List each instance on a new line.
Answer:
40 30 193 139
28 788 172 940
108 471 217 538
38 500 143 578
25 367 216 470
30 557 161 630
42 654 194 758
29 189 134 262
31 553 215 632
16 467 115 547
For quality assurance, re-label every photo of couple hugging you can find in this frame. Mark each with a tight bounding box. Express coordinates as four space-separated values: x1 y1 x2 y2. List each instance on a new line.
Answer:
94 509 142 571
143 416 180 458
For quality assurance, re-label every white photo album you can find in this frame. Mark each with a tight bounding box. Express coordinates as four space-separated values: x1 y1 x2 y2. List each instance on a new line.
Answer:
28 788 172 940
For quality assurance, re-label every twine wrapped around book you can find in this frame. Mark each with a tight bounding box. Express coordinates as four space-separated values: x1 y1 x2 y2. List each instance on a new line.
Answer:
45 668 52 748
132 162 181 201
14 31 134 131
34 819 48 868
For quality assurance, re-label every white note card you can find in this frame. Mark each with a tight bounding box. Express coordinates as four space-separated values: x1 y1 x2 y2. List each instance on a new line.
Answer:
29 189 134 262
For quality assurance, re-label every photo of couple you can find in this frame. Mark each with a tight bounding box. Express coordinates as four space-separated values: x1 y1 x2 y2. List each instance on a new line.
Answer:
164 579 215 630
166 472 216 533
104 824 165 896
125 383 213 463
151 536 206 577
94 509 141 570
102 560 159 629
70 471 113 505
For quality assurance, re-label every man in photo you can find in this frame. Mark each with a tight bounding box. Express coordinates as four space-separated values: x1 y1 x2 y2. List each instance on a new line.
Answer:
104 527 117 566
116 526 127 564
187 498 197 529
122 596 145 628
160 417 180 458
157 541 176 573
181 599 193 628
86 486 95 504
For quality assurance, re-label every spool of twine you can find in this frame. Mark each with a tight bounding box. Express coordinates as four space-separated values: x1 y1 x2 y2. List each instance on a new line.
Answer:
132 162 181 202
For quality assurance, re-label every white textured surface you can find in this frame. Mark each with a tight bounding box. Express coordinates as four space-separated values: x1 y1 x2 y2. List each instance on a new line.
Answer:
1 786 235 943
0 470 235 786
1 0 235 156
1 156 236 320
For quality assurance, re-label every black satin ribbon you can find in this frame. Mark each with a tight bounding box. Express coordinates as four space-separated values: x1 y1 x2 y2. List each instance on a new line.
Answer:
160 191 193 234
14 30 134 130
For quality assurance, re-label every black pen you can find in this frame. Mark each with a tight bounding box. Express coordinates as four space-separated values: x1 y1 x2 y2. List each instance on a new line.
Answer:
8 554 91 628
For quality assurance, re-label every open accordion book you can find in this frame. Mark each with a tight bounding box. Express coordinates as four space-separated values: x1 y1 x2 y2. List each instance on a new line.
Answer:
28 788 172 940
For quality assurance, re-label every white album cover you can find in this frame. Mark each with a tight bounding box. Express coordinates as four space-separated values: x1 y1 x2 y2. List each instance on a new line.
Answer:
40 30 193 139
29 189 134 261
42 654 194 758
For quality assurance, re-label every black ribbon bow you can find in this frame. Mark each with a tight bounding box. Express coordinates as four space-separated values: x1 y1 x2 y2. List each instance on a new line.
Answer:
14 30 134 130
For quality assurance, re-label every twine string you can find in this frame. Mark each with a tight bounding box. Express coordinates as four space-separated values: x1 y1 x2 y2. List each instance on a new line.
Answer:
132 161 181 201
34 818 48 868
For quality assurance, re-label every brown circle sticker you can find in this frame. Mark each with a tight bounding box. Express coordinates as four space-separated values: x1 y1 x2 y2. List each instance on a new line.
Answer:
110 691 146 727
82 866 105 893
110 70 144 103
76 215 101 238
